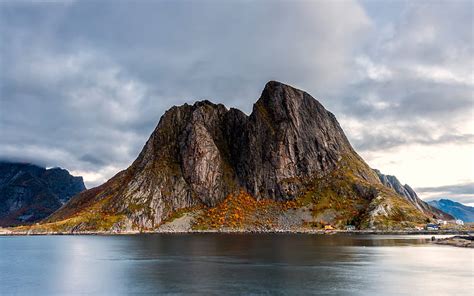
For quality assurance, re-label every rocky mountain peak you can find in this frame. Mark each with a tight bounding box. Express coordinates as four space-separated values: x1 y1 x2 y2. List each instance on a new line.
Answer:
242 81 361 200
258 80 303 106
46 81 446 231
254 80 324 125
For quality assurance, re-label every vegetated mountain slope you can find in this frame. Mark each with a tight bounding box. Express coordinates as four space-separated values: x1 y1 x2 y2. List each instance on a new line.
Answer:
374 170 453 220
428 199 474 222
43 81 443 232
0 162 85 226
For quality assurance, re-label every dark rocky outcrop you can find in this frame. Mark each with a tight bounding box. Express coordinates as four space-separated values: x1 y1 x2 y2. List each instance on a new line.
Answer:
47 81 444 231
434 236 474 248
0 162 85 226
374 169 453 220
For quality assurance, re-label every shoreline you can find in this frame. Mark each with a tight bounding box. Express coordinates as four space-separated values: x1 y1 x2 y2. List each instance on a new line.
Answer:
433 235 474 248
1 228 471 236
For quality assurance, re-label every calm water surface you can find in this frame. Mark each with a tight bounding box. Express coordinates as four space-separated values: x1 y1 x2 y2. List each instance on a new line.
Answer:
0 234 472 295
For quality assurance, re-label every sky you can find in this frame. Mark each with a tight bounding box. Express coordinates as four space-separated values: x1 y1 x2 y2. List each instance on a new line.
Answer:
1 0 473 205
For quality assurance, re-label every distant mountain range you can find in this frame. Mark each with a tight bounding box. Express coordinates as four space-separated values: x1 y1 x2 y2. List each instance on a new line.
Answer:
0 162 85 226
428 199 474 222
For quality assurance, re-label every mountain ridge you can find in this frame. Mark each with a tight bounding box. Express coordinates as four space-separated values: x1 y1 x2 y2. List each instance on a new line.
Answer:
374 170 453 220
428 199 474 222
39 81 446 232
0 162 85 226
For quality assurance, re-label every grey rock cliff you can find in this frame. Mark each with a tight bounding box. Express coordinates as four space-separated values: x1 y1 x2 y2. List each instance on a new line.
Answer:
238 81 358 200
374 169 453 220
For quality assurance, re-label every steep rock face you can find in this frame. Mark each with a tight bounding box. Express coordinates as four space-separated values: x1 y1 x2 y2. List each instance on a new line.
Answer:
374 170 453 220
112 101 244 228
238 81 370 200
51 101 243 228
47 81 440 231
0 162 85 226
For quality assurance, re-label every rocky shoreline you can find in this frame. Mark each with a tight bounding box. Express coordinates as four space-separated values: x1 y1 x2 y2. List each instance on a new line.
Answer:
433 235 474 248
1 227 471 236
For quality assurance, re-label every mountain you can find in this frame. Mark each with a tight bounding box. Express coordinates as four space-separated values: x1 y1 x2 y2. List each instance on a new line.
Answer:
374 170 453 220
0 162 85 226
42 81 444 232
428 199 474 222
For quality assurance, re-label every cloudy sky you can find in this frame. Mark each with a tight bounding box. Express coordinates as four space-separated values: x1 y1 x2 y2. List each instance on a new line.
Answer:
1 0 473 205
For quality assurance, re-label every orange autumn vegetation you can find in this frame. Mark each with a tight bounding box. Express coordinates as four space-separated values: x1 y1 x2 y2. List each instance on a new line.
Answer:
193 190 298 230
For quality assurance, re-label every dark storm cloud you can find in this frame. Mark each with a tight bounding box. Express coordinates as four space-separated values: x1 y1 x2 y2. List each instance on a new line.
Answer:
0 0 371 186
0 0 472 188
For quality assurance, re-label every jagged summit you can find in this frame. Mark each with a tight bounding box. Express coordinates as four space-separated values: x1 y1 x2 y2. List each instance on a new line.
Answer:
42 81 448 232
256 80 323 109
243 80 370 200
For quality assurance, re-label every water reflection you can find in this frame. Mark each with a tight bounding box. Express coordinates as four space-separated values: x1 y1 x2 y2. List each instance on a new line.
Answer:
0 234 471 295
